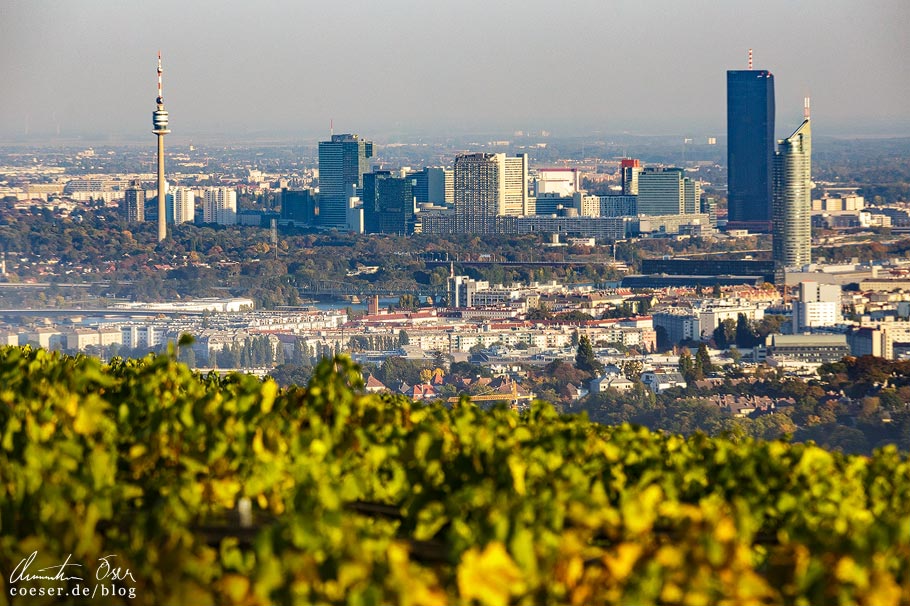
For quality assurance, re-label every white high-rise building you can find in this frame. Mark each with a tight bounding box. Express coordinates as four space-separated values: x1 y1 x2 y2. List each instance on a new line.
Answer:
773 110 812 268
203 187 237 225
168 186 195 224
792 281 841 333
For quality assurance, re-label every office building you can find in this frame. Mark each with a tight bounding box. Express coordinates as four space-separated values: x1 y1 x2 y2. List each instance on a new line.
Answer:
280 189 316 225
727 57 775 231
362 171 416 234
765 334 849 365
412 167 453 206
772 102 812 268
454 153 529 234
533 168 580 197
637 168 699 216
123 180 145 223
620 158 642 195
317 134 373 228
203 187 238 225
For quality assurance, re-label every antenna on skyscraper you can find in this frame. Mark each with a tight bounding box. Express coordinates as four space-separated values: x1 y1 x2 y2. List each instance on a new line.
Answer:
330 119 334 137
804 97 811 119
748 48 753 70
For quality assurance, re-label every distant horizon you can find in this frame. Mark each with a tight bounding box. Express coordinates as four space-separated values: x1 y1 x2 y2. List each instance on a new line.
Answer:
3 1 908 142
4 127 910 150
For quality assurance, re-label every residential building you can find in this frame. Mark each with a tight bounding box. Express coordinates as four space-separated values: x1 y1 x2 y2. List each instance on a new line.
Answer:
573 194 637 218
123 180 145 223
792 281 842 332
727 67 775 230
772 108 812 268
202 187 237 225
454 153 529 234
169 186 195 224
317 134 374 228
652 311 701 346
641 370 687 394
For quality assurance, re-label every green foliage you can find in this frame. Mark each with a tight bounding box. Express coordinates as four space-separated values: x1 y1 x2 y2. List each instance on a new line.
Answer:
0 346 909 605
574 335 603 375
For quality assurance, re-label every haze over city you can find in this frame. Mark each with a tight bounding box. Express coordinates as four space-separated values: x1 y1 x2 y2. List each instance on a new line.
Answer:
3 0 909 141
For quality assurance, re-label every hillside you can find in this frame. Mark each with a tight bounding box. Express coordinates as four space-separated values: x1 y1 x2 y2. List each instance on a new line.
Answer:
1 346 908 605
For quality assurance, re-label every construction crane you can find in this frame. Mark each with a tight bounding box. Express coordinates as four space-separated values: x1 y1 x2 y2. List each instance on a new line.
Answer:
446 382 535 410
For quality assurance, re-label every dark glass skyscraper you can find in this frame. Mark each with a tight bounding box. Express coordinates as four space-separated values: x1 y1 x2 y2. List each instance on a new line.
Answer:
317 134 373 228
727 69 775 230
362 171 416 235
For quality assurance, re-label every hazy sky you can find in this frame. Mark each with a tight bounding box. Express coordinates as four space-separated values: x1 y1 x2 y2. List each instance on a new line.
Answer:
3 0 909 141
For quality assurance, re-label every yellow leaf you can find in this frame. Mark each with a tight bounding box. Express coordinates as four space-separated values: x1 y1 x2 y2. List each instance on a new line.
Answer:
508 455 527 496
457 542 525 606
604 543 643 581
261 379 278 413
218 573 250 604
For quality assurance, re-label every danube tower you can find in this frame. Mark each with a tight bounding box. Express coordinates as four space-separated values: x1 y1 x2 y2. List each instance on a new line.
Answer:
152 52 170 242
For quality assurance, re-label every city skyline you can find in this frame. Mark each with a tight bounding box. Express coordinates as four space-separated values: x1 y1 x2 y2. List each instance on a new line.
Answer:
2 1 909 141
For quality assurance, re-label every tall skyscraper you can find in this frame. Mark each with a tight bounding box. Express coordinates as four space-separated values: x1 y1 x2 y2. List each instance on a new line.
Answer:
727 50 775 231
317 134 373 228
772 100 812 268
123 180 145 223
637 168 699 216
152 52 170 242
620 159 642 195
454 153 529 234
362 171 416 234
203 187 238 225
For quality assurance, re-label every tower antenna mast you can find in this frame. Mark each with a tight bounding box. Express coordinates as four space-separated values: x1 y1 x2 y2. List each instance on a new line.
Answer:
748 48 753 70
152 51 171 242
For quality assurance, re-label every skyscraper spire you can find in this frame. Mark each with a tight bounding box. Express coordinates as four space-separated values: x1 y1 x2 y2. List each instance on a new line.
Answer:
748 48 753 70
804 96 811 119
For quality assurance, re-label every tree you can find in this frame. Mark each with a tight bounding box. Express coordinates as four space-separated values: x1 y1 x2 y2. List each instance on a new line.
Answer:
575 335 603 375
678 348 696 383
398 330 410 346
526 303 552 321
695 343 714 376
735 313 757 348
713 319 736 349
621 359 643 381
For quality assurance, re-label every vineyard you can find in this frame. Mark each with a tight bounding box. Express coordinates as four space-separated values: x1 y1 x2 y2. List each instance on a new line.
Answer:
1 345 909 605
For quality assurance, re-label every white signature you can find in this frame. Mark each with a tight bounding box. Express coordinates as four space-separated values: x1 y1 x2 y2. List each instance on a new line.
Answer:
9 551 135 584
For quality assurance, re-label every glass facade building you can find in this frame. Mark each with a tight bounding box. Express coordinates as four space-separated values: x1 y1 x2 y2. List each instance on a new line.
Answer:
317 134 373 228
772 117 812 268
727 69 775 230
